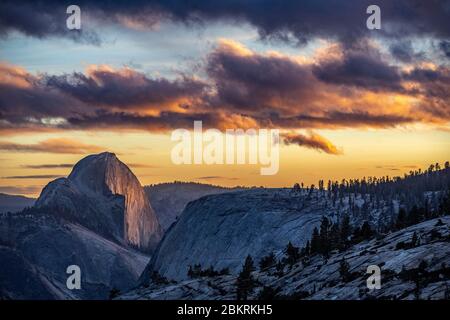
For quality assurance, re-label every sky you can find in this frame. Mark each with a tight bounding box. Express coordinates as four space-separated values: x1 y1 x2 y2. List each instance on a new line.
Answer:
0 0 449 197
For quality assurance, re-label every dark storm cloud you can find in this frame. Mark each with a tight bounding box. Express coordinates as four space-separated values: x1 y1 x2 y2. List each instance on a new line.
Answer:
205 41 319 111
440 41 450 58
1 1 449 45
0 63 86 121
313 49 403 91
0 82 83 120
45 68 206 110
63 109 417 132
0 1 100 44
65 110 230 131
389 41 424 63
406 65 450 119
403 67 450 119
1 39 448 135
262 111 416 129
404 68 449 83
0 63 207 130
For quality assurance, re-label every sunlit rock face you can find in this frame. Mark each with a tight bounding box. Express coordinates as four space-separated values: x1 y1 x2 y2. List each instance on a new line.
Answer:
36 152 162 252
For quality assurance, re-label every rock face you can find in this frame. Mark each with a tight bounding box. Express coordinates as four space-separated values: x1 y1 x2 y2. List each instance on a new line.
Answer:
139 186 438 283
0 211 149 300
122 217 450 300
36 152 162 252
141 189 331 282
0 152 158 299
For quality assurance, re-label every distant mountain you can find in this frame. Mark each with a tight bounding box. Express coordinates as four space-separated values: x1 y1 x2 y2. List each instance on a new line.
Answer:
145 182 240 231
36 152 162 252
0 193 35 214
122 216 450 300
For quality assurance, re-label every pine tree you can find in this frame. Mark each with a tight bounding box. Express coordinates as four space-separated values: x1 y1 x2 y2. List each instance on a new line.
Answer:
259 252 276 271
360 221 373 240
411 231 419 247
339 214 352 250
187 265 194 278
414 260 428 300
257 286 280 300
301 240 311 256
408 206 423 225
339 257 351 282
319 216 331 256
310 227 320 254
439 188 450 216
396 208 408 230
329 223 340 252
284 242 300 266
275 260 284 277
236 255 256 300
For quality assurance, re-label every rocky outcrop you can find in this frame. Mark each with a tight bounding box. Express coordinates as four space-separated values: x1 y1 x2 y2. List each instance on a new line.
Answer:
122 217 450 300
0 211 149 300
36 152 162 252
140 189 331 282
140 186 443 283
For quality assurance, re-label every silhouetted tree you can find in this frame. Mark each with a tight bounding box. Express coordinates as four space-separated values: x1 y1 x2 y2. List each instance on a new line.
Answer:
339 214 352 249
339 258 351 282
257 286 280 300
310 227 320 254
301 240 311 256
396 208 408 230
411 232 419 247
236 255 256 300
319 216 331 256
284 242 300 266
259 252 276 271
109 288 121 300
360 221 374 240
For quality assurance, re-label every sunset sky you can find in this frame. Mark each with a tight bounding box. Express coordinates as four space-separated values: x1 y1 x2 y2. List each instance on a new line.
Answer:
0 0 449 197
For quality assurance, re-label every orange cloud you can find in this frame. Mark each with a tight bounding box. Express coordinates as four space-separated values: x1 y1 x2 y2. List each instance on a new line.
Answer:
0 62 33 88
282 131 343 155
1 39 449 137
